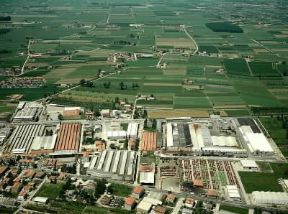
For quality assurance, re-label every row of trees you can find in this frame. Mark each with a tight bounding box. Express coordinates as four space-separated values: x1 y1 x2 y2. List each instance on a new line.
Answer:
103 81 139 90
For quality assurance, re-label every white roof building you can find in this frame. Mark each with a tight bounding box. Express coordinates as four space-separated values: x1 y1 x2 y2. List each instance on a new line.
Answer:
30 135 57 151
127 123 138 138
140 171 155 184
211 136 238 147
166 123 174 147
251 191 288 205
239 126 273 153
240 160 258 169
226 185 241 200
107 130 127 139
33 197 48 204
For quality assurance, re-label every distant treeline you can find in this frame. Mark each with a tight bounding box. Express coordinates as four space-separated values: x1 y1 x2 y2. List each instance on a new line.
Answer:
251 107 288 116
0 16 11 21
0 29 11 34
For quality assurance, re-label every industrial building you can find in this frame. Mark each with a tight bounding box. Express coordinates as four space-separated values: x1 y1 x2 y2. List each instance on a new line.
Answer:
87 150 138 182
53 123 82 154
166 120 246 155
13 102 43 122
239 126 273 154
141 132 157 152
225 185 241 201
127 123 139 139
166 123 192 148
6 124 45 154
251 191 288 205
107 130 127 140
30 135 57 155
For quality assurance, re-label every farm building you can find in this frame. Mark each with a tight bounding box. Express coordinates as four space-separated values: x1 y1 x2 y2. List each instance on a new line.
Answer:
29 135 57 155
53 123 82 154
166 123 192 148
87 150 138 182
251 191 288 205
239 126 273 154
127 123 138 139
141 132 157 152
6 124 45 154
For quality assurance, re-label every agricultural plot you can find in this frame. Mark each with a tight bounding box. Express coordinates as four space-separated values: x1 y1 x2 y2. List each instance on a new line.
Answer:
206 22 243 33
239 163 288 193
249 61 281 77
223 59 251 77
155 37 196 49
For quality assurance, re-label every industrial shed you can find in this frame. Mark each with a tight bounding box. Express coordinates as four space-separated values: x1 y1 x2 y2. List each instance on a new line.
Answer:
211 136 238 147
166 123 192 148
53 123 81 154
30 135 57 154
6 124 45 154
225 185 241 200
127 123 138 139
141 132 157 152
240 160 258 170
107 131 127 139
251 191 288 205
87 150 138 181
240 126 273 154
13 102 43 122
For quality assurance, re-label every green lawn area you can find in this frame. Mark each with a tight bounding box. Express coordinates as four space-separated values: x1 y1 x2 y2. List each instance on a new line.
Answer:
36 183 64 200
110 183 133 197
239 163 288 193
219 205 248 214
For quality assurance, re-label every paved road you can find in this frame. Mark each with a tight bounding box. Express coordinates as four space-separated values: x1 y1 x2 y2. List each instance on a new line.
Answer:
20 40 32 75
182 25 198 55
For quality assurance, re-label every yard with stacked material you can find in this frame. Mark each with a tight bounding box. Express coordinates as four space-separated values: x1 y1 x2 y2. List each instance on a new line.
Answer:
1 0 288 117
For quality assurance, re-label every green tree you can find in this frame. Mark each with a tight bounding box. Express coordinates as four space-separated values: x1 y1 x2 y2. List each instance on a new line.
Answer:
95 179 107 198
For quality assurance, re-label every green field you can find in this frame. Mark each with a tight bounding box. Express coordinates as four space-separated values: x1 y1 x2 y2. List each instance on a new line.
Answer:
239 163 288 193
109 183 133 197
219 205 248 214
36 183 64 200
0 0 288 114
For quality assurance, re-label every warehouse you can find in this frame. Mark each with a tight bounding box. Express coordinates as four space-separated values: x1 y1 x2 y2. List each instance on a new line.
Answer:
240 160 258 170
107 131 127 140
29 135 57 155
239 126 273 154
87 150 138 182
127 123 138 139
251 191 288 205
225 185 241 201
13 102 43 122
141 132 157 152
53 123 81 154
166 123 192 148
6 124 45 154
189 123 212 151
211 136 238 147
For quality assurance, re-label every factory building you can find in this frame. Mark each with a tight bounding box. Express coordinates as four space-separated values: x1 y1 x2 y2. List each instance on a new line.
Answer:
251 191 288 205
6 124 45 154
53 123 82 155
87 150 138 182
13 102 43 122
107 131 127 140
127 123 139 139
29 135 57 155
166 123 192 148
239 126 273 154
